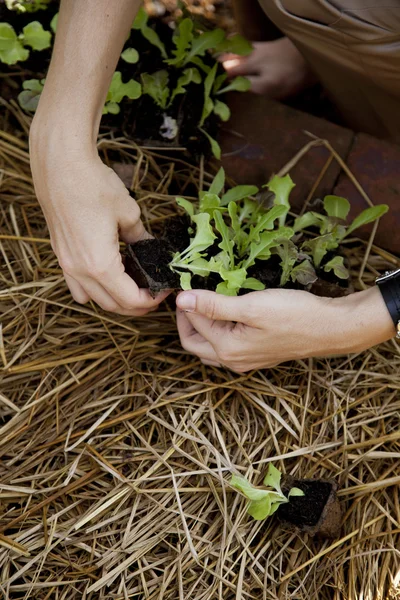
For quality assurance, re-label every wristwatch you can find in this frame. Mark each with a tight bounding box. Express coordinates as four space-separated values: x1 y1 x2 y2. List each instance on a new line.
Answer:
376 267 400 339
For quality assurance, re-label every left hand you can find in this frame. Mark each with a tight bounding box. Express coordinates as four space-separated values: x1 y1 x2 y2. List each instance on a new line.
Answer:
176 287 395 372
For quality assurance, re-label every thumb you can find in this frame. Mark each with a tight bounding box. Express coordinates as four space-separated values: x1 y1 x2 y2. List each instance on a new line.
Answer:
176 290 248 323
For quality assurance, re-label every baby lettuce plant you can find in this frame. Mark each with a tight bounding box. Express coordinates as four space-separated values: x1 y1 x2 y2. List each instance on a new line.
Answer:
295 195 389 277
0 20 51 64
167 170 389 296
130 10 252 156
18 77 45 111
231 464 304 521
169 169 299 295
141 67 202 110
103 72 142 115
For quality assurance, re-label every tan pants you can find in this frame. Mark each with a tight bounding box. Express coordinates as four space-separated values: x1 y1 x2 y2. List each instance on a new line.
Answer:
234 0 400 142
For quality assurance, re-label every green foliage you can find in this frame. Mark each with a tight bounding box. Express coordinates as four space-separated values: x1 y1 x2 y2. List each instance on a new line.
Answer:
121 47 139 64
0 23 29 64
299 199 389 268
103 72 142 115
18 77 44 111
324 256 349 279
324 195 350 220
50 12 58 33
0 20 51 64
141 70 170 110
167 172 389 295
214 75 251 96
231 464 304 522
22 20 51 50
213 34 252 57
169 170 300 295
169 67 201 106
6 0 51 12
132 7 167 59
266 174 296 227
199 128 221 160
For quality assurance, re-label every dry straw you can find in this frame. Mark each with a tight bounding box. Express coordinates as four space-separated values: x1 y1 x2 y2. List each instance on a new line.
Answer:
1 100 400 600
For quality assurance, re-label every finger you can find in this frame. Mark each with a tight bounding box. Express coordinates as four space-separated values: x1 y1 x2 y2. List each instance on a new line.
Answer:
223 56 259 77
201 359 222 368
79 277 127 313
177 310 219 362
102 269 170 311
64 273 90 304
176 290 250 324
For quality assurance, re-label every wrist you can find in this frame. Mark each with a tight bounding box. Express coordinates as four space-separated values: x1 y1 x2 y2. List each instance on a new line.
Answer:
30 110 99 165
325 287 396 354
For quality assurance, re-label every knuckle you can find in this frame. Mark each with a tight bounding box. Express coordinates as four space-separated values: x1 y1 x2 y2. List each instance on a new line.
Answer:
181 338 191 352
59 256 75 275
218 350 233 363
89 265 109 280
100 302 119 313
204 299 219 321
234 365 249 374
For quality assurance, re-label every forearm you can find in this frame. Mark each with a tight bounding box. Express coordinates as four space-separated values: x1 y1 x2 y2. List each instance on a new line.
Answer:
327 287 395 355
31 0 141 151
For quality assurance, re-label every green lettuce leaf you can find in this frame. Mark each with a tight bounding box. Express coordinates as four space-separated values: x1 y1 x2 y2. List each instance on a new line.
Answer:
323 195 350 220
132 7 167 59
21 21 51 50
215 75 251 95
267 174 295 227
121 47 139 64
324 256 349 279
0 23 29 64
141 70 169 110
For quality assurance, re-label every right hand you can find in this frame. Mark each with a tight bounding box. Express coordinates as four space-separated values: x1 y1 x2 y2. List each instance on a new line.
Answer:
30 136 168 316
222 37 315 98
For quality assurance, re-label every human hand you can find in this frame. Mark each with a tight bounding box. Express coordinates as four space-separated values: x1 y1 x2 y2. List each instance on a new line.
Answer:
222 37 315 97
176 287 395 372
30 140 167 316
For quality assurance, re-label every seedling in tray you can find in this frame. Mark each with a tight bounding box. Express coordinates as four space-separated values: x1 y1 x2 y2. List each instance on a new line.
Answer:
125 168 389 297
231 465 342 539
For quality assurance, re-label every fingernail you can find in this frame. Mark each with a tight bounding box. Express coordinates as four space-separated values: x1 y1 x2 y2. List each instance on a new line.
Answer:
178 293 197 313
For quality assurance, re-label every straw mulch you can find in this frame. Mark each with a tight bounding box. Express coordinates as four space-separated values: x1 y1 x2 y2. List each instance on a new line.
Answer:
144 0 235 30
1 101 400 600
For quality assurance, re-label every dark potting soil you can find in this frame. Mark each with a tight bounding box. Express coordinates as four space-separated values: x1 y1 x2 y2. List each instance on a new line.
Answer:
277 480 333 528
125 239 180 293
125 215 191 293
247 255 282 289
161 214 192 253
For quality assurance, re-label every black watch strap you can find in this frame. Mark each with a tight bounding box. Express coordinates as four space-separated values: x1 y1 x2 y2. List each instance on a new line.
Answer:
376 269 400 338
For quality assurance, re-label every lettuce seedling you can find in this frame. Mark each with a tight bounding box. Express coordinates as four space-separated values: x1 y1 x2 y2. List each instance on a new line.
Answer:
103 72 141 115
132 7 168 60
169 169 297 295
18 77 45 111
300 195 389 270
0 20 51 65
164 170 389 296
166 18 251 71
141 67 202 111
231 464 304 521
121 47 139 64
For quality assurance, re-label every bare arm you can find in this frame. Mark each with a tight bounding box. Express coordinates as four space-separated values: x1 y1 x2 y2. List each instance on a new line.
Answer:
30 0 167 315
